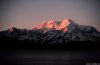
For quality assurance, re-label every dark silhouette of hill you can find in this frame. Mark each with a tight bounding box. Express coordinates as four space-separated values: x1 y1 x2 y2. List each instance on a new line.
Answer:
0 20 100 50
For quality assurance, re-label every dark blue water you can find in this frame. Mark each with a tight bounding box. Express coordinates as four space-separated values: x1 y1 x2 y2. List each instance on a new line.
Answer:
0 50 100 65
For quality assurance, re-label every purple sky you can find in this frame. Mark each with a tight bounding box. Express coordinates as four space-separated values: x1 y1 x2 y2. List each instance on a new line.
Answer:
0 0 100 31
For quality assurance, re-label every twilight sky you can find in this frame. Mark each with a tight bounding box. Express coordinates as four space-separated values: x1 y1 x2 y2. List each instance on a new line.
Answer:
0 0 100 31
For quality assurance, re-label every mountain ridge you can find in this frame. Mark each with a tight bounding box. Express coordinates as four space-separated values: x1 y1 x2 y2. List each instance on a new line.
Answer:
0 18 100 43
0 19 100 49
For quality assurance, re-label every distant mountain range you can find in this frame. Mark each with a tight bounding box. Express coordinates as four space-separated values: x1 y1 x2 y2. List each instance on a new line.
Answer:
0 18 100 49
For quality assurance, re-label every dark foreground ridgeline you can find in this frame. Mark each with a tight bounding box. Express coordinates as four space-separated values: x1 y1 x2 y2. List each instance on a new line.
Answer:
0 27 100 50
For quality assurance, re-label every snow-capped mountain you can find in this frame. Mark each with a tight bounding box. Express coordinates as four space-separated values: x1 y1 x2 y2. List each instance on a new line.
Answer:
0 18 100 49
33 19 70 32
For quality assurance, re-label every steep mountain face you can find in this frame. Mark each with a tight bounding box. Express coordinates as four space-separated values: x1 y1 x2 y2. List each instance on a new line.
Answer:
33 19 70 32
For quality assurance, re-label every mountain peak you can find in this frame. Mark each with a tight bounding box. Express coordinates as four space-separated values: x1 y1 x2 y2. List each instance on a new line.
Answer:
55 18 70 31
33 18 71 32
9 27 16 32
